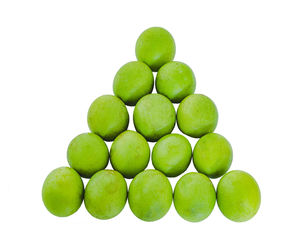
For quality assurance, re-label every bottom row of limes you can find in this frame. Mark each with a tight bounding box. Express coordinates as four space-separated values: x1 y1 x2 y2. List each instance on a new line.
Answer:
42 167 260 222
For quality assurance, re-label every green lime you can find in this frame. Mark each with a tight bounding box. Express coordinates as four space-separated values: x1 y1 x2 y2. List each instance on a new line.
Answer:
67 133 109 178
84 170 127 220
217 170 261 222
87 95 129 141
135 27 176 71
128 170 172 221
42 167 84 217
110 130 150 179
152 133 192 177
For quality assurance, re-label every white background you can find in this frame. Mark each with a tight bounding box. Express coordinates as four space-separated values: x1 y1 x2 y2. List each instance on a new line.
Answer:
1 0 299 250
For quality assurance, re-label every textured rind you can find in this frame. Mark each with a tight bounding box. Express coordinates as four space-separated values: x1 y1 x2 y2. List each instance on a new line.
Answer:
156 61 196 103
152 133 192 177
174 172 216 222
128 170 173 221
84 170 127 220
87 95 129 141
193 133 233 178
177 94 218 138
135 27 176 72
67 133 109 178
133 94 176 142
42 167 84 217
113 61 154 106
110 130 150 178
217 170 261 222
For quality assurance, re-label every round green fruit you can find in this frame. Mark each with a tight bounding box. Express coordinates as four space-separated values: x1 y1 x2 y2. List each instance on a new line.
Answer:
177 94 218 138
156 61 196 103
135 27 176 72
128 170 173 221
84 170 127 220
152 133 192 177
42 167 84 217
174 172 216 222
133 94 176 142
217 170 261 222
110 130 150 179
193 133 233 178
87 95 129 141
67 133 109 178
113 61 154 106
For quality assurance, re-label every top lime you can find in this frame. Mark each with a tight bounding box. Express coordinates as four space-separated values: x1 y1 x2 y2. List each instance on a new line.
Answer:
87 95 129 141
113 61 154 106
135 27 176 72
177 94 218 138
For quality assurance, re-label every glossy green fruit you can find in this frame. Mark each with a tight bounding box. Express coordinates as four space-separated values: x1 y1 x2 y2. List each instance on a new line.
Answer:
42 167 84 217
152 133 192 177
128 170 173 221
110 130 150 179
174 172 216 222
84 170 127 220
87 95 129 141
133 94 176 142
135 27 176 72
193 133 233 178
156 61 196 103
217 170 261 222
113 61 154 106
177 94 218 138
67 133 109 178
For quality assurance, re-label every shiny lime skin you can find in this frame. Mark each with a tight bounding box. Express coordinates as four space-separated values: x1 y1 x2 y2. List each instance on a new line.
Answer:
42 167 84 217
133 94 176 142
217 170 261 222
193 133 233 178
113 61 154 106
110 130 150 179
87 95 129 141
156 61 196 103
84 170 127 220
128 170 173 221
174 172 216 222
152 134 192 177
177 94 218 138
135 27 176 72
67 133 109 178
